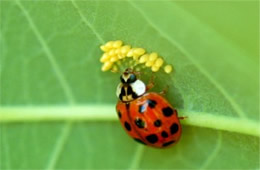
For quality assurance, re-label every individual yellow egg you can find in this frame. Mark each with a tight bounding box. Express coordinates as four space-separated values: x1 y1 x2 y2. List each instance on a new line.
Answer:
154 58 164 67
108 49 116 56
133 54 141 61
110 56 118 62
115 48 120 55
120 45 131 55
139 54 149 63
105 41 114 49
113 40 123 48
101 61 113 71
151 65 160 72
149 52 158 61
133 48 145 56
100 45 109 52
164 65 173 74
126 48 135 57
145 60 154 67
118 54 125 59
100 53 110 63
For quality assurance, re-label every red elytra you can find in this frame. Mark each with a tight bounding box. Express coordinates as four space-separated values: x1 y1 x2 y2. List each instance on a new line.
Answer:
116 92 182 148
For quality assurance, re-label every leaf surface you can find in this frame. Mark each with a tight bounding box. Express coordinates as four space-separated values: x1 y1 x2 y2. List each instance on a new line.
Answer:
0 0 259 169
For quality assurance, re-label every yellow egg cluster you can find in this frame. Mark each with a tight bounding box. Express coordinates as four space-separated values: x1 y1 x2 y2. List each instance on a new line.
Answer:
100 40 173 74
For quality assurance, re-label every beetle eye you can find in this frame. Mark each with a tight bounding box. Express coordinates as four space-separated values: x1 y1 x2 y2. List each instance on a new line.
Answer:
127 74 136 83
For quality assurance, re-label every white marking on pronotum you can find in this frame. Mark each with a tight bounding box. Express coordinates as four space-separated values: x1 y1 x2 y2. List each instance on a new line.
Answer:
131 79 146 96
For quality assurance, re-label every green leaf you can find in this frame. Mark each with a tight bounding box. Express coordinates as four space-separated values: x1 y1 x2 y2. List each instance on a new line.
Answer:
0 0 259 169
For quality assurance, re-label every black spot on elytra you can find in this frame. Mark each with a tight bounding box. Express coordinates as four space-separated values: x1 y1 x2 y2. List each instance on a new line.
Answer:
162 107 174 117
117 111 121 119
147 99 157 108
135 118 145 128
145 134 158 144
161 131 169 138
153 119 162 127
170 123 179 134
134 138 146 145
124 121 131 131
139 104 146 113
162 140 175 147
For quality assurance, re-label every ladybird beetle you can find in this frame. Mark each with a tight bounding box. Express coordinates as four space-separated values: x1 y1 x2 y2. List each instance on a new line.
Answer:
116 68 182 148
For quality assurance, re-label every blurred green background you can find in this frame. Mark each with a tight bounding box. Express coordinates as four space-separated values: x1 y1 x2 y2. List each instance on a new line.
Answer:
0 0 259 169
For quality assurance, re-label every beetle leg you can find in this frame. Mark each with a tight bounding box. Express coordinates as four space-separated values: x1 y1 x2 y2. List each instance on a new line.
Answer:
159 85 169 95
178 116 188 120
134 70 141 79
174 109 188 119
146 74 155 91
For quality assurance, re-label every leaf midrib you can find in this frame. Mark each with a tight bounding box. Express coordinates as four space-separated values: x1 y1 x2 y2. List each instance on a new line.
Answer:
0 105 259 137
